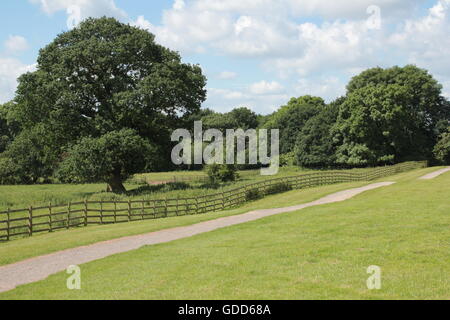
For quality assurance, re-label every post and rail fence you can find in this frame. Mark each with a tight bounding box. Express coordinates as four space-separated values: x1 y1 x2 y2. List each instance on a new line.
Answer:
0 161 427 242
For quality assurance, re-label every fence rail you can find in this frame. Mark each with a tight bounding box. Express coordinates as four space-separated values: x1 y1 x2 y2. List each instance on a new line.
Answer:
0 161 427 242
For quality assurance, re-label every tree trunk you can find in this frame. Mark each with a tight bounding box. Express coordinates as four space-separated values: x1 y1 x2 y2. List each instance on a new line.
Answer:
107 175 127 194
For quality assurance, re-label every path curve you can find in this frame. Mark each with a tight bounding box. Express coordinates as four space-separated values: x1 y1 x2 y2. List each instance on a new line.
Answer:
419 167 450 180
0 182 394 293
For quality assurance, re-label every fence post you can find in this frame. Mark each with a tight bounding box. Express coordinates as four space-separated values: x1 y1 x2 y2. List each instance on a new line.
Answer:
100 201 104 224
114 201 117 224
222 189 225 210
127 200 131 222
141 200 145 220
6 208 10 241
28 206 33 237
49 202 53 232
84 199 88 227
164 197 168 217
66 202 71 229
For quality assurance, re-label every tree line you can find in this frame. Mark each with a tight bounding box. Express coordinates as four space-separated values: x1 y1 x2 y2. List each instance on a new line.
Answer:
0 17 449 193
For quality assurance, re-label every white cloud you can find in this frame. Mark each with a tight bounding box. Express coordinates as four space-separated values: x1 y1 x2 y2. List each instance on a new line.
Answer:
295 77 347 102
286 0 423 20
389 0 450 75
25 0 450 112
30 0 127 25
234 16 252 35
265 19 385 78
173 0 185 11
249 81 284 95
207 87 288 113
4 36 29 54
216 71 238 80
0 58 36 103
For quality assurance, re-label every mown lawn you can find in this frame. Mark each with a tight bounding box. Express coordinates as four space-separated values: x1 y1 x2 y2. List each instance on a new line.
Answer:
0 167 448 300
0 179 375 266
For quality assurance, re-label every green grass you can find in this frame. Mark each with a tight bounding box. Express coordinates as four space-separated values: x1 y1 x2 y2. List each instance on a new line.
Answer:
0 165 412 211
0 167 302 211
1 167 448 299
0 179 375 266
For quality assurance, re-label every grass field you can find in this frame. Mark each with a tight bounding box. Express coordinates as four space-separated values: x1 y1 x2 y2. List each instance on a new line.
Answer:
0 166 448 300
0 167 306 211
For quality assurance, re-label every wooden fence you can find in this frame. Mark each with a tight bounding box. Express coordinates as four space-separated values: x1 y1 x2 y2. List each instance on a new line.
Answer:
0 161 427 242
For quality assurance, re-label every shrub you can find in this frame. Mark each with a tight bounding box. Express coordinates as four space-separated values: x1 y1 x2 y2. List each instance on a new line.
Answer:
280 152 297 167
245 188 262 201
265 182 293 195
434 132 450 164
205 164 238 184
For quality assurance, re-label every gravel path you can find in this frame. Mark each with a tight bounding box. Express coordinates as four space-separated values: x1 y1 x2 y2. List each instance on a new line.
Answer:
419 167 450 180
0 182 394 293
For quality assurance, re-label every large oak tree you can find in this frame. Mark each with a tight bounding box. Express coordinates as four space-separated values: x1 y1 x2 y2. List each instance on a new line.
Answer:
7 17 206 192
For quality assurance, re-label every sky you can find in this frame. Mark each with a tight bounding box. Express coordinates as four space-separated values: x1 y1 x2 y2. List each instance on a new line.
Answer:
0 0 449 115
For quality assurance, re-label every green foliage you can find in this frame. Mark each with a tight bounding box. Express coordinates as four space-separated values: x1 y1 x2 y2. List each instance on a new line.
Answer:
265 182 293 195
264 95 325 154
5 17 206 184
205 164 238 184
57 129 156 193
295 98 342 168
279 152 297 167
245 188 262 201
0 126 55 184
334 65 449 166
433 131 450 164
0 102 20 154
201 107 258 131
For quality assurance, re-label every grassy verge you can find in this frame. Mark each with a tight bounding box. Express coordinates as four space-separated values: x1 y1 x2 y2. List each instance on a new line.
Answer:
0 167 447 299
0 167 435 266
0 180 372 266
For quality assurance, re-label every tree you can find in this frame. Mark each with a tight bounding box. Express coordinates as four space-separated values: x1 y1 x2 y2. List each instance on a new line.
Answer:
334 65 449 166
295 98 342 168
0 125 53 184
434 130 450 164
228 107 258 130
8 17 206 190
264 95 325 154
0 110 10 154
57 129 156 193
200 107 258 131
0 102 19 153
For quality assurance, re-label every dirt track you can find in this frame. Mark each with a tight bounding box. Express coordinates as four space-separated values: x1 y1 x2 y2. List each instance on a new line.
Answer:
419 167 450 180
0 182 395 293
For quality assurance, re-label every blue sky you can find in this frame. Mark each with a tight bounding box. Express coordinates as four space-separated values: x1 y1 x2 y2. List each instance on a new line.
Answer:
1 0 449 114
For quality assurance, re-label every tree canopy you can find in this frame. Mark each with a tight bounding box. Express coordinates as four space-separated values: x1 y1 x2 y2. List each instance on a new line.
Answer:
263 95 325 154
2 17 206 191
295 98 342 168
333 65 449 166
434 130 450 164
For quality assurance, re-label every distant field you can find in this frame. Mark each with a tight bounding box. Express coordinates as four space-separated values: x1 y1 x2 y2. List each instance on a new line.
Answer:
1 167 448 299
0 167 310 211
